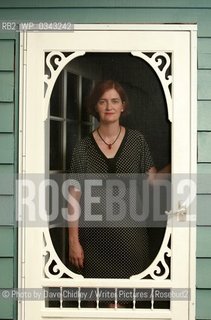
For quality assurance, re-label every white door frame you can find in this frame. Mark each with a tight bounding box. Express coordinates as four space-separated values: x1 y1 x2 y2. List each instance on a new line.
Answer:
18 24 197 320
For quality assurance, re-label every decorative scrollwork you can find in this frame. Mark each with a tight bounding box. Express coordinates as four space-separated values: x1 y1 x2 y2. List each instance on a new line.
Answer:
43 49 172 282
44 51 85 117
152 52 172 83
151 248 171 280
43 225 171 281
44 51 66 82
130 225 171 280
43 229 83 279
131 51 172 122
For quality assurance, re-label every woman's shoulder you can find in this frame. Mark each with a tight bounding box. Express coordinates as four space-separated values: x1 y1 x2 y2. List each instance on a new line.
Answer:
72 134 92 153
127 128 146 141
75 135 91 149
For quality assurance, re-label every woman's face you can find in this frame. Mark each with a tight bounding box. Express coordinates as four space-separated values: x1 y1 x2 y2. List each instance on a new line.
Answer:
96 88 125 124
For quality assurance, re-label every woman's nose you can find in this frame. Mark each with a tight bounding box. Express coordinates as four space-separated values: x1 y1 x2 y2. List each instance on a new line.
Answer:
105 101 112 109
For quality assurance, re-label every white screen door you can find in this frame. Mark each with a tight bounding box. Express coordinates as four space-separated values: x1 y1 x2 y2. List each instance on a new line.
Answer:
18 24 197 320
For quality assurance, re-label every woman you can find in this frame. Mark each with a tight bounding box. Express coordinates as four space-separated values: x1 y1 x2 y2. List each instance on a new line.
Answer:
68 80 157 281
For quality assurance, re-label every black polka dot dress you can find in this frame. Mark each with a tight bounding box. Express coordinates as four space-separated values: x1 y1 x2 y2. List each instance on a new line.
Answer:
70 128 154 278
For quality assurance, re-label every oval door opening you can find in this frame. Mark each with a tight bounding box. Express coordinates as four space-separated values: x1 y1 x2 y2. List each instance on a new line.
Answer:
48 52 171 281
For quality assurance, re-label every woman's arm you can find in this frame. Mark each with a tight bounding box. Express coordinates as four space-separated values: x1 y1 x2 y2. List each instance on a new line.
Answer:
68 187 84 269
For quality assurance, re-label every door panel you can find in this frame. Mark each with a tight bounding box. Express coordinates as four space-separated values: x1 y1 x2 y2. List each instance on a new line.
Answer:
18 25 197 320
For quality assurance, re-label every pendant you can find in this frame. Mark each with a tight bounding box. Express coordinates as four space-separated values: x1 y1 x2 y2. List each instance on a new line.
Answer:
108 144 112 149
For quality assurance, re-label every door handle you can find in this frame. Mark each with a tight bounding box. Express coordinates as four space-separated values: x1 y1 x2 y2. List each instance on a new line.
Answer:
165 202 187 220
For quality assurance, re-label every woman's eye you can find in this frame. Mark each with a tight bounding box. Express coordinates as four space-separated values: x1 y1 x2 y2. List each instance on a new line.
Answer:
99 99 106 105
112 99 120 104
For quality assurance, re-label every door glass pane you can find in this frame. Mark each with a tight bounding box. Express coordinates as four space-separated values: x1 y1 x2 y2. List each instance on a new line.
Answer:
67 73 79 120
50 120 63 170
50 72 63 117
66 121 79 170
82 77 93 122
81 124 91 138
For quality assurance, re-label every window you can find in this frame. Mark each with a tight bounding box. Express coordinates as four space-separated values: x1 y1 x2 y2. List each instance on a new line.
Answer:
50 69 94 172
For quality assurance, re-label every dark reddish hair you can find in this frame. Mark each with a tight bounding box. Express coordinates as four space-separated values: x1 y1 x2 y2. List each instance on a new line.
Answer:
87 80 129 120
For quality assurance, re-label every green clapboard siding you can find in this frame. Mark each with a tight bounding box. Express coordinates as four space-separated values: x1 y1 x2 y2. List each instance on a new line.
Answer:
0 196 14 225
196 289 211 319
197 195 211 225
198 70 211 100
0 33 16 320
0 40 14 71
0 165 14 195
198 163 211 174
0 72 14 102
0 227 13 257
197 259 211 288
198 101 211 131
0 258 13 287
0 134 14 163
1 0 211 8
0 8 208 36
0 103 14 132
0 296 13 319
198 38 211 69
197 174 211 194
197 227 211 257
198 132 211 163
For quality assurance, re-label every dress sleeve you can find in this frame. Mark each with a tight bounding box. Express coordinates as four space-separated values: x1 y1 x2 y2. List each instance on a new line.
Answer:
140 135 154 173
69 140 87 190
70 140 86 173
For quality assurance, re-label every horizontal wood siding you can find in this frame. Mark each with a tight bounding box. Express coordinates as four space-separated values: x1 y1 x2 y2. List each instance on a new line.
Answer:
197 227 211 257
198 70 211 100
0 134 14 163
0 37 16 320
1 0 211 8
0 1 210 319
197 195 211 225
0 7 208 37
0 73 14 102
0 165 14 195
0 41 14 70
0 258 14 287
196 290 211 319
197 259 211 288
197 8 211 319
198 132 211 162
198 38 211 69
0 103 14 132
198 101 211 131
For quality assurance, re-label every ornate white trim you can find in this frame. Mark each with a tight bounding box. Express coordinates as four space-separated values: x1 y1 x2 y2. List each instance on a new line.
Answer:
43 224 171 280
43 228 83 279
44 51 86 118
130 224 171 280
43 50 172 281
131 51 172 122
43 51 86 279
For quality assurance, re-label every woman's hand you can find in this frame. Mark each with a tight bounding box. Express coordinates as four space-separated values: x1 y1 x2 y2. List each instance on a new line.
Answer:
147 164 171 185
69 239 84 270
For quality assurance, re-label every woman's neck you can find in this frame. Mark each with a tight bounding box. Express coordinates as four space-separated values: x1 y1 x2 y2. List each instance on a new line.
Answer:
98 122 121 138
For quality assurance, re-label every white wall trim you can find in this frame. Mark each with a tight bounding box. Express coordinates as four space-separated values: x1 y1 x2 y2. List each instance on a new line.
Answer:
188 28 197 320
